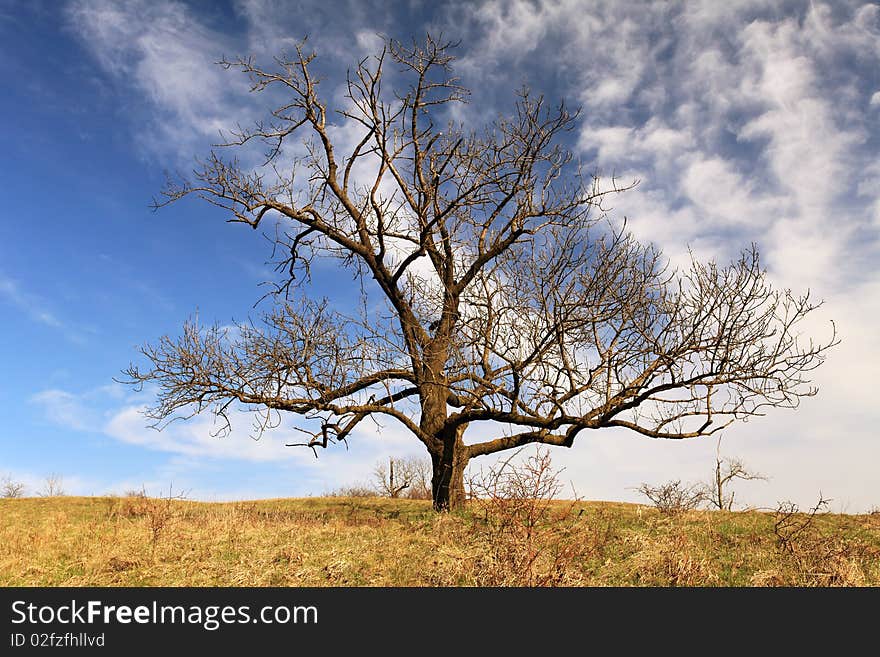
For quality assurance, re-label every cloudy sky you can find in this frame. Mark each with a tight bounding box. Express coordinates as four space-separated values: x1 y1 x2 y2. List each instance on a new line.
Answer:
1 0 877 510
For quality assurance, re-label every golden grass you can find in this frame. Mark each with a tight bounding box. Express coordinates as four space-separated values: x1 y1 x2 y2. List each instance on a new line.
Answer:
1 496 877 586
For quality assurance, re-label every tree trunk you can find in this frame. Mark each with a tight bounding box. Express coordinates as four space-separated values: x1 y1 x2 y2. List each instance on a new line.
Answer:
430 433 468 511
419 357 468 511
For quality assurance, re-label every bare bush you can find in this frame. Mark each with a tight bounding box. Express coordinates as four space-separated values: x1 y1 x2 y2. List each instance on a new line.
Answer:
637 480 707 515
767 493 875 586
325 484 378 498
636 439 766 515
373 456 432 500
1 475 26 498
37 473 65 497
773 494 831 555
467 448 590 586
115 486 190 556
147 486 190 555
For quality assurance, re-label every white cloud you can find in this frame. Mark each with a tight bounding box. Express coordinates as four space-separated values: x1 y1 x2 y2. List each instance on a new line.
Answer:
28 389 95 432
737 47 856 219
639 120 694 159
101 397 420 465
563 1 879 290
67 0 250 157
680 156 786 230
579 126 633 163
234 0 394 56
29 382 428 498
104 404 294 462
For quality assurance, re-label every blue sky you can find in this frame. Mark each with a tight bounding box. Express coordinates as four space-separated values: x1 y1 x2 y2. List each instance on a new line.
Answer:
1 0 878 510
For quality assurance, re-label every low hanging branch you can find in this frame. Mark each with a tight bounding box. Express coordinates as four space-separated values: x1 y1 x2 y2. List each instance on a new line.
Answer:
124 34 837 511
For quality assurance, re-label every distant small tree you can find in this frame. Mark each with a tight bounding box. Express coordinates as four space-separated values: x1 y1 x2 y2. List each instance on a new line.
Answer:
37 474 65 497
402 457 433 500
1 475 26 498
373 456 432 499
706 437 766 511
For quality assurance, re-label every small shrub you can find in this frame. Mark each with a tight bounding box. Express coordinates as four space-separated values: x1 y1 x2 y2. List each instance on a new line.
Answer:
773 495 830 555
114 486 189 556
467 447 591 586
325 484 378 498
770 494 876 586
148 487 189 554
705 438 767 510
637 480 706 515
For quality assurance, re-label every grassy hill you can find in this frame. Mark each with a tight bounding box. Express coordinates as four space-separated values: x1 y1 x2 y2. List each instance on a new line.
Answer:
1 496 877 586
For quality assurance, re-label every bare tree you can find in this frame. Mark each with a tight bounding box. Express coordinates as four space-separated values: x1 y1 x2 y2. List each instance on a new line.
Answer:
123 35 836 510
1 475 26 498
37 473 65 497
401 456 433 500
706 437 766 511
373 457 409 498
373 456 432 499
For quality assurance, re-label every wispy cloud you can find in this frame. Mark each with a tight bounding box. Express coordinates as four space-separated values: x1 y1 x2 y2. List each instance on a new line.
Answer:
66 0 251 158
30 383 419 491
451 1 879 287
28 389 96 432
0 275 63 328
0 273 90 343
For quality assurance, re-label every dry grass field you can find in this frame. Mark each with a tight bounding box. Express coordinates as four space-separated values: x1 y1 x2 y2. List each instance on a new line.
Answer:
2 495 878 586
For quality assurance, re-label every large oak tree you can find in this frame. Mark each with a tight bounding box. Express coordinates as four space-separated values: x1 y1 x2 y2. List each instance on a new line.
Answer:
125 36 835 510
